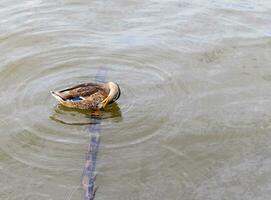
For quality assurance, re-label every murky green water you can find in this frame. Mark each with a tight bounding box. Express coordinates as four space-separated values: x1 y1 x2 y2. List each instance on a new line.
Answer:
1 0 271 199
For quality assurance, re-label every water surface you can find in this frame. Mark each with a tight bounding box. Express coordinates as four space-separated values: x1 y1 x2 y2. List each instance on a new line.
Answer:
1 0 271 199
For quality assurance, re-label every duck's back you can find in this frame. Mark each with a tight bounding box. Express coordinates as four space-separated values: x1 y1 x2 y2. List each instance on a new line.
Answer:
58 83 103 100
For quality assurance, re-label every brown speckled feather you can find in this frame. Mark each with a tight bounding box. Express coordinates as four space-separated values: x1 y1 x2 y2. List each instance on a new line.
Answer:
62 90 106 110
51 81 120 111
57 83 104 100
51 82 109 110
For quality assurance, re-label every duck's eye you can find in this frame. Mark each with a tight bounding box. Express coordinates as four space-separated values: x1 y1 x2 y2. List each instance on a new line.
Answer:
113 91 120 101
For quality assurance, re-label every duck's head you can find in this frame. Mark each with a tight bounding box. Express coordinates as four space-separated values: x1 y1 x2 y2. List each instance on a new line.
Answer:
100 82 121 108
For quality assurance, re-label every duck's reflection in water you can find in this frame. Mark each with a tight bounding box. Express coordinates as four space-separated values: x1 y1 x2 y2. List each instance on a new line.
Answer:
50 102 122 125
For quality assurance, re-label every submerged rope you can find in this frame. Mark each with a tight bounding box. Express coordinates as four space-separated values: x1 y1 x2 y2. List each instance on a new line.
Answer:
82 69 107 200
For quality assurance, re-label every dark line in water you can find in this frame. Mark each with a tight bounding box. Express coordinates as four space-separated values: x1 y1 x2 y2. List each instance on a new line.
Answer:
82 68 108 200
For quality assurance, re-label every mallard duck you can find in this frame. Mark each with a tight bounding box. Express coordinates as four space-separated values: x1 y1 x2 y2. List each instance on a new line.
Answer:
50 82 121 110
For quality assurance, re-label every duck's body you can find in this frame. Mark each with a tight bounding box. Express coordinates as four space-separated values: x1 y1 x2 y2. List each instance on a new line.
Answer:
51 82 121 110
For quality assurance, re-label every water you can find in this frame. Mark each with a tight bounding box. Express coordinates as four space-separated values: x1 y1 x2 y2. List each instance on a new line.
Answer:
0 0 271 199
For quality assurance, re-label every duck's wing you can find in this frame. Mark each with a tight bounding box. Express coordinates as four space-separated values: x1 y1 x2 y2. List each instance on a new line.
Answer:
58 82 99 93
51 82 104 101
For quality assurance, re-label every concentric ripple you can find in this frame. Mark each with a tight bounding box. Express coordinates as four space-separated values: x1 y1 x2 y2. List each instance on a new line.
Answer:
0 39 185 174
2 0 270 199
0 44 185 200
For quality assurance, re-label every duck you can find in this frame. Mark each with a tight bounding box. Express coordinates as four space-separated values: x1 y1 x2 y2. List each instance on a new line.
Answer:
50 82 121 110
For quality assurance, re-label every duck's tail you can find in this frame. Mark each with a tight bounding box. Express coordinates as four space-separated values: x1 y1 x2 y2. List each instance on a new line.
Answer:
50 91 65 102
